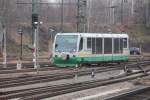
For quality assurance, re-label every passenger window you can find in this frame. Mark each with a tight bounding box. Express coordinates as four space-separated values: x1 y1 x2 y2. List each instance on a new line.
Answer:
91 38 102 54
120 38 123 53
79 38 83 51
92 38 96 54
123 38 127 48
96 38 102 54
114 38 120 54
87 38 92 49
104 38 112 54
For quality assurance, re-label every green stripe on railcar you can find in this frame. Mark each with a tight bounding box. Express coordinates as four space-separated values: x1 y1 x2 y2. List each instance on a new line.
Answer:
52 55 128 67
53 57 81 67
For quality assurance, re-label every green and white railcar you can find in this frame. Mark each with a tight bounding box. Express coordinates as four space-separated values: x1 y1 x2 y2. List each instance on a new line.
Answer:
52 33 129 67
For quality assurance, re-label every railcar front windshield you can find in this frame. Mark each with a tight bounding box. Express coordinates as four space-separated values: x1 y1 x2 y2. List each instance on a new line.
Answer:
55 35 78 52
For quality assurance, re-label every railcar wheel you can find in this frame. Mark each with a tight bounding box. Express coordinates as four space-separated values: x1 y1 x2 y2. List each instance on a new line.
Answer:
117 62 121 64
75 64 79 68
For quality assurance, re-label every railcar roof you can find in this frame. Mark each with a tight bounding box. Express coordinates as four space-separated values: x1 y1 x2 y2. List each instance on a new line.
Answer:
56 33 129 38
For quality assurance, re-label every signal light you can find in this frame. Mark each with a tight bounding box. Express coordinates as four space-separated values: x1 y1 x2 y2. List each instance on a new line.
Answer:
32 14 38 28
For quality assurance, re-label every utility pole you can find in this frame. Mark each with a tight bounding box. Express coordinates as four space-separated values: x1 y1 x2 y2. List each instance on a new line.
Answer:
87 0 92 32
2 24 6 68
145 0 150 27
32 0 40 44
77 0 87 33
17 28 23 61
32 0 41 69
121 0 124 25
33 21 42 70
17 28 23 70
33 22 38 69
0 21 2 55
0 0 7 68
60 0 64 32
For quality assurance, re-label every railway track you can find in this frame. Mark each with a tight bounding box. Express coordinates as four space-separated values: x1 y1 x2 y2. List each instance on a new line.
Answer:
1 61 150 88
0 61 150 99
104 86 150 100
1 64 150 100
0 55 149 70
0 62 52 70
0 58 149 75
0 62 125 75
0 65 59 74
0 54 149 74
0 64 125 88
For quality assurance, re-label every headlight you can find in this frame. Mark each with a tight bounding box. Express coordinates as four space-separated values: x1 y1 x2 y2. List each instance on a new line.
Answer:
62 54 70 60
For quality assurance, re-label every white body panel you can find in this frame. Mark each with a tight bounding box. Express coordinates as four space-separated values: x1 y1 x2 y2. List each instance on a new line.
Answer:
52 33 129 57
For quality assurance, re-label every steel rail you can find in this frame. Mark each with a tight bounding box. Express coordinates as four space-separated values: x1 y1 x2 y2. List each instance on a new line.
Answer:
1 61 150 88
0 62 52 70
0 59 148 74
0 65 124 88
1 68 150 99
21 70 150 100
0 67 57 74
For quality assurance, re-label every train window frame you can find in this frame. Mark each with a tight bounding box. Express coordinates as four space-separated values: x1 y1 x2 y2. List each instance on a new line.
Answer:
123 38 127 48
114 38 120 54
104 38 112 54
55 35 78 52
79 37 83 51
87 38 92 49
96 38 102 54
120 38 123 53
92 38 96 54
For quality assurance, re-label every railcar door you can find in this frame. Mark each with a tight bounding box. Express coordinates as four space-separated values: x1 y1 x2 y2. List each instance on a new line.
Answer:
113 38 120 61
122 38 129 55
104 38 113 62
